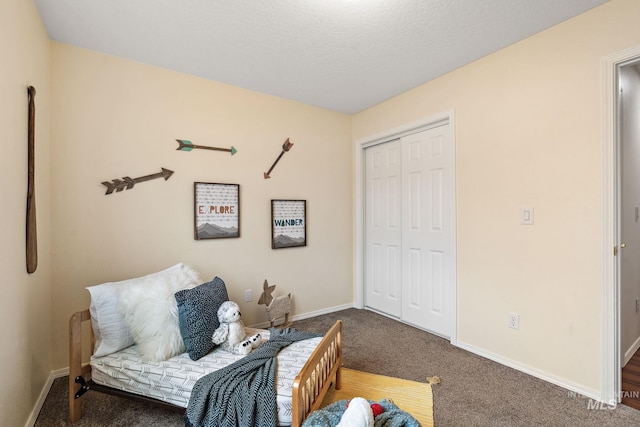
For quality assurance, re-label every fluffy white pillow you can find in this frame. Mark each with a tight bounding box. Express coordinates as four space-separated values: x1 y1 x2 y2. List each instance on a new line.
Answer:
118 264 202 362
87 263 201 358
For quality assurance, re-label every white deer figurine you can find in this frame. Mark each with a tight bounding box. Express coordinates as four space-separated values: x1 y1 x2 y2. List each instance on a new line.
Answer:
258 279 291 327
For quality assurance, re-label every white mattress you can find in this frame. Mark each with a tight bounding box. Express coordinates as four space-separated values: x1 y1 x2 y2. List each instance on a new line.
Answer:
90 329 322 426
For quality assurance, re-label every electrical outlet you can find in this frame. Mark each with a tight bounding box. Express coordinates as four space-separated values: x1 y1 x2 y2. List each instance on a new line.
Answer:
244 289 253 302
508 313 520 330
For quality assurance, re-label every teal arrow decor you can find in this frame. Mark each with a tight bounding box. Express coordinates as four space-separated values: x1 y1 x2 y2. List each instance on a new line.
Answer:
176 139 237 155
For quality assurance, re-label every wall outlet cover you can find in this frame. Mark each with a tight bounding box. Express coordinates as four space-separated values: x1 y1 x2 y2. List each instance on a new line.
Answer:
508 313 520 329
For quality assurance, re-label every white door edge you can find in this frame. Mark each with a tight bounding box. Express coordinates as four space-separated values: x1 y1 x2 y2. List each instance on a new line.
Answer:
354 109 457 345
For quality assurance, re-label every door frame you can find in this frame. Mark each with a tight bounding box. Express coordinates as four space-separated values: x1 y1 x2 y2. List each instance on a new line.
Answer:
354 109 457 344
602 45 640 405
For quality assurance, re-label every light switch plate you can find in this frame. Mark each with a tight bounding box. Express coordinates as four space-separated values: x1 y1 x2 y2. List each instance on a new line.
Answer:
520 208 534 225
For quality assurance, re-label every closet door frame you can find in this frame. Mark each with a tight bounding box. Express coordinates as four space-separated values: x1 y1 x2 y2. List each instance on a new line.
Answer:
354 110 457 344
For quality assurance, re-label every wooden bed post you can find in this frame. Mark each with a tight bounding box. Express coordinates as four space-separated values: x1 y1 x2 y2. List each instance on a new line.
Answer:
69 310 90 422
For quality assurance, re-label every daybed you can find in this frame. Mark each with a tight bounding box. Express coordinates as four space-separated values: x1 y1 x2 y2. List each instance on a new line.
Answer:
69 266 342 427
69 310 342 426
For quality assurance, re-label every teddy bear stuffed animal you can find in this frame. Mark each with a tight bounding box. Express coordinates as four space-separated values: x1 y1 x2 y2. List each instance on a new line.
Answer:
212 301 263 355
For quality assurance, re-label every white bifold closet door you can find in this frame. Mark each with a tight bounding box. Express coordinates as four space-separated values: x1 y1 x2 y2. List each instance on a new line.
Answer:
364 124 453 338
365 138 403 318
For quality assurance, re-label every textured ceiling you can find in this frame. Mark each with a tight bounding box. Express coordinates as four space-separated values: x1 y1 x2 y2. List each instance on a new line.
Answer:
34 0 607 114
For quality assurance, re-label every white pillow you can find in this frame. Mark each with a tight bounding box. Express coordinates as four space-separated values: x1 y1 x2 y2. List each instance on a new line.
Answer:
87 263 201 357
118 264 202 362
87 281 135 357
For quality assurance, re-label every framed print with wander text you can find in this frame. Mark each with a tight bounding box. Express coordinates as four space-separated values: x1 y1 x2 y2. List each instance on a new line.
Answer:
271 199 306 249
194 182 239 239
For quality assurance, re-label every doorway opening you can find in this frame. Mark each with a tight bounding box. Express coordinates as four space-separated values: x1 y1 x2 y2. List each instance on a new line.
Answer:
617 58 640 409
602 45 640 407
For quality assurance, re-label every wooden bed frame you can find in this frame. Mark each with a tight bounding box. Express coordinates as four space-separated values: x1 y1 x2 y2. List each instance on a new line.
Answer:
69 309 342 426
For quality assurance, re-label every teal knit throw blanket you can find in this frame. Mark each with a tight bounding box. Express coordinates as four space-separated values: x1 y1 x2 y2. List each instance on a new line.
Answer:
184 327 321 427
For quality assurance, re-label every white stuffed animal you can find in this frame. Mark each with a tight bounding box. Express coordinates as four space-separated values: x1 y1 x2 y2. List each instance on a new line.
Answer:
212 301 263 355
337 397 374 427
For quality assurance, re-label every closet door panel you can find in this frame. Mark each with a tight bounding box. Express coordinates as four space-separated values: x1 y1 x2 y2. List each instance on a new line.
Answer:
364 140 402 317
401 126 452 336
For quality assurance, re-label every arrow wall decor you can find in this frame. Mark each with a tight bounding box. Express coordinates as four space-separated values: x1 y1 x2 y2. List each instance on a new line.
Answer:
176 139 237 155
102 167 174 195
264 138 293 179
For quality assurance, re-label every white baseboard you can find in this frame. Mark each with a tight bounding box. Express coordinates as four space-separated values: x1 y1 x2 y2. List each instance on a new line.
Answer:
624 335 640 367
24 374 53 427
250 303 355 329
24 367 73 427
52 367 69 379
455 339 603 403
24 369 56 427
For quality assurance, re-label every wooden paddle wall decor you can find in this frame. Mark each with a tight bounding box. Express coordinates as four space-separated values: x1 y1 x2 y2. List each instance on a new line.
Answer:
26 86 37 274
264 138 293 179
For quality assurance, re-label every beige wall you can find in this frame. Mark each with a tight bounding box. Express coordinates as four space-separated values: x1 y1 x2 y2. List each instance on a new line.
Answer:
49 43 354 369
353 0 640 395
0 1 52 426
7 0 640 424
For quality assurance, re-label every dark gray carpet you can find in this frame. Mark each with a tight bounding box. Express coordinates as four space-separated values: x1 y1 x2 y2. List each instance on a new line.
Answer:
35 308 640 426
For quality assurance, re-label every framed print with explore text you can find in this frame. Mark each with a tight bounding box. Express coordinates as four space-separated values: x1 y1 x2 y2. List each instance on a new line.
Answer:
194 182 239 239
271 199 306 249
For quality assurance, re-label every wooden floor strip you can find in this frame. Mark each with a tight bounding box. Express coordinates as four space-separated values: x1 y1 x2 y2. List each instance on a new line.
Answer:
622 348 640 410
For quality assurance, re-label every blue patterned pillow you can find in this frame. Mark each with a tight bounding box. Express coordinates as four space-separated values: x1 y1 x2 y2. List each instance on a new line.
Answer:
175 276 229 360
